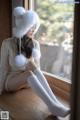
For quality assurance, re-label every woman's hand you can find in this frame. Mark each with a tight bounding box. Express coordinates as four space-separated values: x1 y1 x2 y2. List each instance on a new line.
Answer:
25 60 37 72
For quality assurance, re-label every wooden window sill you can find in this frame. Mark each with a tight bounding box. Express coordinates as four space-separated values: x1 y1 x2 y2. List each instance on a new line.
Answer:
43 71 71 103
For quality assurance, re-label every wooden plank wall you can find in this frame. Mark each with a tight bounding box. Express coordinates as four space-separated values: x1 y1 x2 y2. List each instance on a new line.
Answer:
0 0 11 48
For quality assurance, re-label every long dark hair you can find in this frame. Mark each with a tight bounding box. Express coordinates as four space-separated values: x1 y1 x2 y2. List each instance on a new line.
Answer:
17 35 34 58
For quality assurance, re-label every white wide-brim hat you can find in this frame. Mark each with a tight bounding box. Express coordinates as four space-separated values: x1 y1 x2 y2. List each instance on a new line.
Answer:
13 7 40 38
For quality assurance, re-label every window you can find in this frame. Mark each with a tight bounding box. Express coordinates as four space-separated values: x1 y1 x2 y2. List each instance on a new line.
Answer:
34 0 74 82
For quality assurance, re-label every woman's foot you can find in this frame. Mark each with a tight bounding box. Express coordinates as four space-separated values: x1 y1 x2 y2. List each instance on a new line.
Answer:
58 106 70 117
49 103 70 117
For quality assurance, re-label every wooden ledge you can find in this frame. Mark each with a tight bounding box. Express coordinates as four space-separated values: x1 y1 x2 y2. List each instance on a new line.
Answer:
0 89 50 120
43 71 71 103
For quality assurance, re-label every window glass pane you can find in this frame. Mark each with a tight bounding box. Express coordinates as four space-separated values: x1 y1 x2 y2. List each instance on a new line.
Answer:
34 0 74 81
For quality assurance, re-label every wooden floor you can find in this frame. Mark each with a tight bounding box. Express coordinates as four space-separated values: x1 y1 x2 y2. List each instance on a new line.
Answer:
0 88 70 120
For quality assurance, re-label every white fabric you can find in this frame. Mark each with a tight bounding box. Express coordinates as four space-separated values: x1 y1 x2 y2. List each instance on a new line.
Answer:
27 72 70 117
34 69 62 105
13 7 26 17
14 48 41 68
0 38 41 93
14 39 41 68
13 7 40 38
14 54 28 69
13 7 41 68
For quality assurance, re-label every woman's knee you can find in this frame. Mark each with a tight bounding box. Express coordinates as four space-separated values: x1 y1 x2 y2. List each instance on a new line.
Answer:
26 61 37 71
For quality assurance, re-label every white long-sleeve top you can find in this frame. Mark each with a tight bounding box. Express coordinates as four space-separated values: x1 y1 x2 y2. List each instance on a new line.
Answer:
0 37 41 93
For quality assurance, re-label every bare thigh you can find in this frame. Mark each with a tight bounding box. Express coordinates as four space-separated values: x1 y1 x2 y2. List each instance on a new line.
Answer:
5 70 32 92
5 61 37 92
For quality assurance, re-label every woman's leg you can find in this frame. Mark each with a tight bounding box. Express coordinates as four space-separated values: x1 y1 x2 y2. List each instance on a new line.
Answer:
26 61 68 106
34 69 61 104
5 62 70 117
5 71 31 92
26 71 70 117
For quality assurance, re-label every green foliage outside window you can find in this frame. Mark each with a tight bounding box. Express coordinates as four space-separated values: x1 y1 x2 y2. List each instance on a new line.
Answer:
35 0 74 44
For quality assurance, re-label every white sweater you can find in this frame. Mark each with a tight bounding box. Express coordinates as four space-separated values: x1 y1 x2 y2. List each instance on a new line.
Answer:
0 37 41 93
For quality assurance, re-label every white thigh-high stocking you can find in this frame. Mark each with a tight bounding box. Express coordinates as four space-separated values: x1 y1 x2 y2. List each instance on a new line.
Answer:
27 72 70 117
34 69 64 106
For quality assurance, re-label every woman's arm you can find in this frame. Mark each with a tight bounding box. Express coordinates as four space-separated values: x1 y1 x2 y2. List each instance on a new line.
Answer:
0 39 10 94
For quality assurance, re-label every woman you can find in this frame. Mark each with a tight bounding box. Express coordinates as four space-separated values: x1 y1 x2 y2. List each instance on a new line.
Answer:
0 7 70 117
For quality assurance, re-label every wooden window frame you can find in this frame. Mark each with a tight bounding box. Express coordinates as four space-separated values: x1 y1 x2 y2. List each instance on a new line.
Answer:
70 1 80 120
24 0 35 10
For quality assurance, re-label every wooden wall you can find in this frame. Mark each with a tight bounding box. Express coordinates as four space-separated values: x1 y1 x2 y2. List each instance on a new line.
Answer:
0 0 25 49
0 0 11 48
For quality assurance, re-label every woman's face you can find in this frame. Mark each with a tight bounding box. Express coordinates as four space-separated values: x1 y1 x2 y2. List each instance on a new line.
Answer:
26 26 36 38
